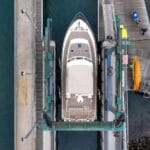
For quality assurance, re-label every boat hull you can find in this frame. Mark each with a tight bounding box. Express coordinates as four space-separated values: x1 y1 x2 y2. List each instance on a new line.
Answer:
61 16 97 122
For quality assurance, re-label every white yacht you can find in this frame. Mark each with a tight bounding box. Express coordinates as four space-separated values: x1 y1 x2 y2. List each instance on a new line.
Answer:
61 14 97 122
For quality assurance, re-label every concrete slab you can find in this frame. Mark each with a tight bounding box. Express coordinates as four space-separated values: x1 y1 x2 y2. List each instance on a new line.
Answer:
14 0 36 150
113 0 150 92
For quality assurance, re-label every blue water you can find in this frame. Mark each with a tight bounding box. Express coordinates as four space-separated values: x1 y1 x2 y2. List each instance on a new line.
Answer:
0 0 14 149
0 0 150 150
57 132 98 150
128 92 150 141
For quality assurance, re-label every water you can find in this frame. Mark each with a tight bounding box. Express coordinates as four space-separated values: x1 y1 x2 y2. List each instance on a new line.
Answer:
128 92 150 141
0 0 14 150
57 132 99 150
0 0 150 150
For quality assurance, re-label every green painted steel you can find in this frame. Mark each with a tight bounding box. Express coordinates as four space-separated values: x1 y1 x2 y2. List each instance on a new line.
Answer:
48 121 124 131
47 18 52 28
115 16 120 25
116 96 122 112
115 15 123 81
45 52 50 79
122 40 131 46
43 18 54 130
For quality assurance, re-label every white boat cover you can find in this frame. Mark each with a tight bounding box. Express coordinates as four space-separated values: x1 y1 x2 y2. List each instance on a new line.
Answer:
66 59 93 95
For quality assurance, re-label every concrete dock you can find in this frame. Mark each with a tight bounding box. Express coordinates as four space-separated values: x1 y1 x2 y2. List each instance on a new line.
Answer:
15 0 52 149
99 0 150 150
113 0 150 95
14 0 37 150
100 1 118 149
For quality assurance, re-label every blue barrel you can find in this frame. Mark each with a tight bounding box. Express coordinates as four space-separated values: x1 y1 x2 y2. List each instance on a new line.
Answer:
131 10 139 21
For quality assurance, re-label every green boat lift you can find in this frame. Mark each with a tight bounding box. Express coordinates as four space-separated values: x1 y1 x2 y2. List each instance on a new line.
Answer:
42 18 125 132
42 110 124 131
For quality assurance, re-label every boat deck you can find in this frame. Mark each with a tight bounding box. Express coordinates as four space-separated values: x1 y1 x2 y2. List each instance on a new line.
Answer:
61 29 97 121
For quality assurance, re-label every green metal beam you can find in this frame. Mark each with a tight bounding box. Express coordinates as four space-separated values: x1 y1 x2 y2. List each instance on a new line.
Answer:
47 121 124 131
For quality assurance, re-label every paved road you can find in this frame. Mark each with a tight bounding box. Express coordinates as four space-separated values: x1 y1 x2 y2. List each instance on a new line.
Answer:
14 0 36 150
